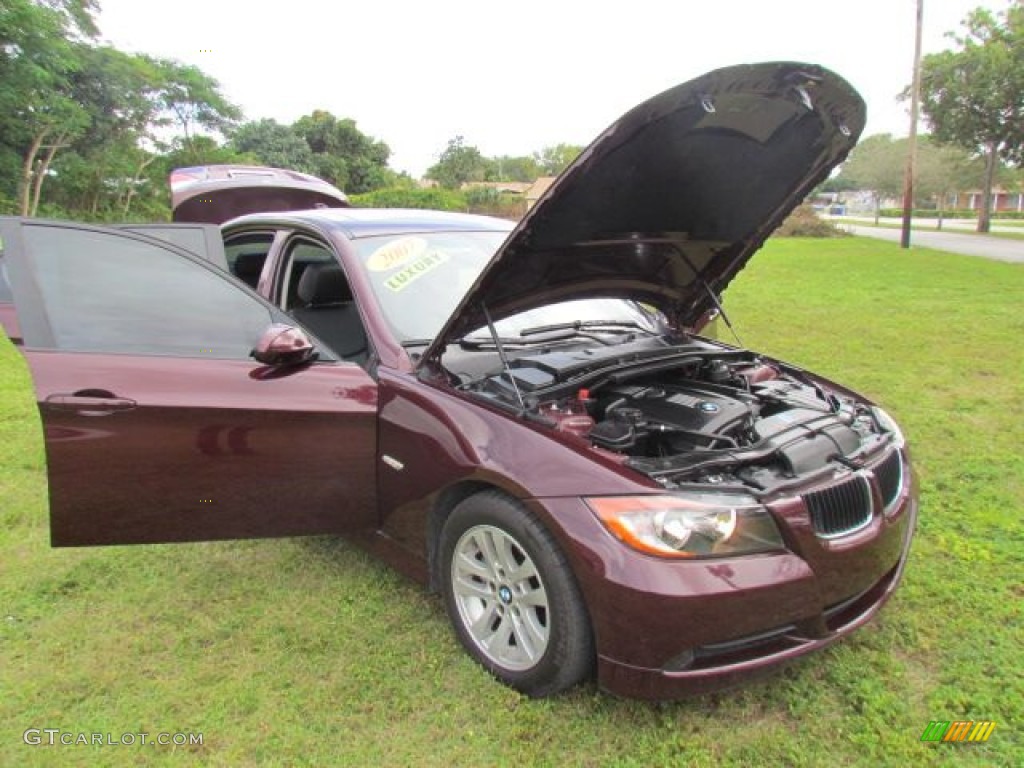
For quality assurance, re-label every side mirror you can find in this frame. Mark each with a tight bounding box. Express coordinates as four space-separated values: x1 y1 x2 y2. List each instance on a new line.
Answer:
251 323 316 367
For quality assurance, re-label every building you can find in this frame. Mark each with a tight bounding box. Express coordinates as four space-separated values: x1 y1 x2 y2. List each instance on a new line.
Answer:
523 177 557 210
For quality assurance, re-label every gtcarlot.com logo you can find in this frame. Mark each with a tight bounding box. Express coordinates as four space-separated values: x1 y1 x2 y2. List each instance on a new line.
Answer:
920 720 996 743
23 729 203 747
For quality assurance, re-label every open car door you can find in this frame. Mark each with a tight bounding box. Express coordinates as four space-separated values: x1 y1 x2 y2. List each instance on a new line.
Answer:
0 217 376 546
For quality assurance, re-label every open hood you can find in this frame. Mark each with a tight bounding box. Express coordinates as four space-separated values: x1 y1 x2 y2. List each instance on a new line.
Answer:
422 61 865 366
170 165 349 224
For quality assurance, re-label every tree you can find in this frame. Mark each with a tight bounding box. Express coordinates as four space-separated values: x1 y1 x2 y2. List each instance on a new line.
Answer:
817 175 859 195
426 136 488 189
532 143 583 175
160 135 251 168
293 111 392 194
229 119 314 173
0 0 96 214
50 46 167 219
914 137 985 228
915 3 1024 232
0 3 264 219
147 57 242 160
834 134 906 223
32 0 99 38
485 155 541 182
37 47 243 219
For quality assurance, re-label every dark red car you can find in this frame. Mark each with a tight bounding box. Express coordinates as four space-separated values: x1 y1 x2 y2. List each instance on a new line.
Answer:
0 62 916 700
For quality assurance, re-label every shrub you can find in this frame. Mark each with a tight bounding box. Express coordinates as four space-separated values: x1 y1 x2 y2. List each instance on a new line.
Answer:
876 207 1024 220
464 187 524 220
349 185 524 220
773 205 850 237
349 187 468 211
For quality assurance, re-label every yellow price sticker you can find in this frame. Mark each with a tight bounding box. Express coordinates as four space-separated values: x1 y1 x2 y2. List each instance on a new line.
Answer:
366 236 426 272
384 251 449 292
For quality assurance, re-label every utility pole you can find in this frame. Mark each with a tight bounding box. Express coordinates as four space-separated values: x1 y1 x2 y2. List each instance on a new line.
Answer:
901 0 924 249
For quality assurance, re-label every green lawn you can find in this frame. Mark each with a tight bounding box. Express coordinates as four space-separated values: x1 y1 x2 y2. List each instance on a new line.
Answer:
1 237 1021 766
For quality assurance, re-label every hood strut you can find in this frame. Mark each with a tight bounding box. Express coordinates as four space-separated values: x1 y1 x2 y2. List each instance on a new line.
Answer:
671 243 743 347
482 302 526 409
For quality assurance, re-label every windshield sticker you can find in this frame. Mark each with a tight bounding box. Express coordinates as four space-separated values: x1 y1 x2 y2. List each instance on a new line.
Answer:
384 250 449 292
366 236 427 272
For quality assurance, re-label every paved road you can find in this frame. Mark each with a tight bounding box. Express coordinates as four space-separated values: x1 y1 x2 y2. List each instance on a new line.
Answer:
844 225 1024 263
836 215 1021 234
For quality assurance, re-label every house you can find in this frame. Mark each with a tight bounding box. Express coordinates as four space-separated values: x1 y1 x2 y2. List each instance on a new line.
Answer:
523 176 556 210
944 187 1024 213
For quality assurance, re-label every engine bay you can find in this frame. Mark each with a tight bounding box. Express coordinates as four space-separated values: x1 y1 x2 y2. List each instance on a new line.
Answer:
456 336 892 493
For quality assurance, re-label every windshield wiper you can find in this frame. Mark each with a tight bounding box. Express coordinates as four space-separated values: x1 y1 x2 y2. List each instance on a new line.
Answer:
400 339 433 348
518 320 656 337
458 320 657 350
458 332 577 350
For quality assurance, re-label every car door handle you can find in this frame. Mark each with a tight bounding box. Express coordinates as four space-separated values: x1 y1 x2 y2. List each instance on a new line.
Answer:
44 391 138 416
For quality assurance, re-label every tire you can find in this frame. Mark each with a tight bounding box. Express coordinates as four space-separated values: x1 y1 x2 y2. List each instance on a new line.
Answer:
439 490 594 697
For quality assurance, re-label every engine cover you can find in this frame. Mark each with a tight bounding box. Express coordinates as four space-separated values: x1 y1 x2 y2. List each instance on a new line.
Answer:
754 408 862 475
601 384 751 435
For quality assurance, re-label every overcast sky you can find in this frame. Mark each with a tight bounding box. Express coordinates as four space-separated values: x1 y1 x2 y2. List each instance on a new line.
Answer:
97 0 1009 177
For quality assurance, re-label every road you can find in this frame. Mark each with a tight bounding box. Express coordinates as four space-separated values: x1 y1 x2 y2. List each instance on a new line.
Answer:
842 225 1024 264
836 215 1021 234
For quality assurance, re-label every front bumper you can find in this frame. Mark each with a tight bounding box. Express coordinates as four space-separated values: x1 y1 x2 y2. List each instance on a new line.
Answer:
530 475 917 700
597 525 913 699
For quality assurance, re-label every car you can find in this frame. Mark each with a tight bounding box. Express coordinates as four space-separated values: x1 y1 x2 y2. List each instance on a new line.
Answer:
0 61 916 700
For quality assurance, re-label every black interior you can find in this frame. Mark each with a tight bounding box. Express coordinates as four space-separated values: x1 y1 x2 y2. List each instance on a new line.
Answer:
289 263 368 364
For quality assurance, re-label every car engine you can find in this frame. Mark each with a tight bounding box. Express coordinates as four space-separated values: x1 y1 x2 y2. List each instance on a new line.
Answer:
460 337 892 493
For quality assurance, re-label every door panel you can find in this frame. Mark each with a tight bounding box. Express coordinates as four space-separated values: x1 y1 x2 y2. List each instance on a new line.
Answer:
29 352 376 545
1 218 377 546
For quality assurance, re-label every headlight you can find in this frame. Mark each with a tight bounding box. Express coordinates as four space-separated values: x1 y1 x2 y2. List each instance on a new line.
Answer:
871 406 906 448
585 494 785 559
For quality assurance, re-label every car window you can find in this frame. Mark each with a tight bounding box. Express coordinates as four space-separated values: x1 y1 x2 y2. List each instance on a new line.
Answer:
22 224 274 358
117 224 226 269
224 232 275 289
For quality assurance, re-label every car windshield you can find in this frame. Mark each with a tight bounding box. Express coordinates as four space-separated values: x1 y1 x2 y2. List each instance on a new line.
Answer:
353 231 502 342
352 232 662 344
462 298 662 342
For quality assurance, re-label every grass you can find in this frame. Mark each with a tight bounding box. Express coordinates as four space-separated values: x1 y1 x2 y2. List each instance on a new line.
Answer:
1 237 1021 766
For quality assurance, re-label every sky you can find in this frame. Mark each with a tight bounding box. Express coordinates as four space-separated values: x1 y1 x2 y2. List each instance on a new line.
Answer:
96 0 1010 178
